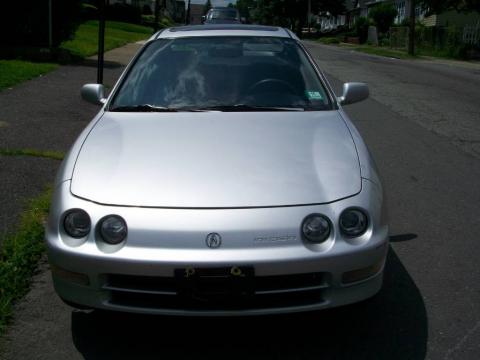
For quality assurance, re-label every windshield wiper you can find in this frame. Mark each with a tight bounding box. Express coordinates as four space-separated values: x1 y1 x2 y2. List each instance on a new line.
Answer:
190 104 305 112
109 104 180 112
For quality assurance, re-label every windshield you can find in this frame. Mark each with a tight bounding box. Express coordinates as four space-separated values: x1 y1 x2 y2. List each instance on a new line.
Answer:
110 37 332 112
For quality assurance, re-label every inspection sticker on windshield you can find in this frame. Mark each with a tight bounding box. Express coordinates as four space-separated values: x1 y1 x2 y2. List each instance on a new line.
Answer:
305 91 323 100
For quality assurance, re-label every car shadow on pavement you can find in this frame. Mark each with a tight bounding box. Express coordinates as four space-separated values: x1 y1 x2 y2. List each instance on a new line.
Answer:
71 248 427 360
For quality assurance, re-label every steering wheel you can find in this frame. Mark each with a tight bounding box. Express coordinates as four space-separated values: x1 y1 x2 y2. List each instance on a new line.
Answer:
247 78 297 95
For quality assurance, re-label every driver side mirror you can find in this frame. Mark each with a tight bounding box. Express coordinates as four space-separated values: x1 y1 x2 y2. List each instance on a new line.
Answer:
81 84 106 105
201 15 206 23
338 82 369 106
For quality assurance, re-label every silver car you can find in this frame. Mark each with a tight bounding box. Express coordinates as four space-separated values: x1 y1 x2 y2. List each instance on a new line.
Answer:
47 25 388 316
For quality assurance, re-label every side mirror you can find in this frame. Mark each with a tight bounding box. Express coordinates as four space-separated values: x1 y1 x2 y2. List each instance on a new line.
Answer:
81 84 106 105
338 82 369 106
201 15 206 23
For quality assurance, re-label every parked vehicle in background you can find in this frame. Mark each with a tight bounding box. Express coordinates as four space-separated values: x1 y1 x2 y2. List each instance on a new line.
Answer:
202 7 242 24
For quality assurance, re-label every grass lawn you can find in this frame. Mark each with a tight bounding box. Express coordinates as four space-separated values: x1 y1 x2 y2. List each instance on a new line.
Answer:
351 45 416 60
0 21 152 91
60 20 152 58
0 189 52 335
0 61 57 91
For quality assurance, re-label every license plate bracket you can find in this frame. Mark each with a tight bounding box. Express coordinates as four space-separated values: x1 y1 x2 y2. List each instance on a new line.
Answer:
174 266 254 303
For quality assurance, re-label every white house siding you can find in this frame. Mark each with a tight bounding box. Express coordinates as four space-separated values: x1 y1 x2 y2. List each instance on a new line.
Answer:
394 0 406 24
422 14 438 27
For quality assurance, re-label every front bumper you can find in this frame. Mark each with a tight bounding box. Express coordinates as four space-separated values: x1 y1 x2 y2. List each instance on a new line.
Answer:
47 179 388 315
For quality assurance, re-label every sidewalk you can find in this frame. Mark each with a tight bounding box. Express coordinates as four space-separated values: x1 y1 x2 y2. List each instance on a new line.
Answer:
0 42 142 358
307 41 480 71
0 42 142 246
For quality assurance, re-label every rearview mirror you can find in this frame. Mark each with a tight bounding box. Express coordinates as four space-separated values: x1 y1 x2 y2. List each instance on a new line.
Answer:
338 82 369 106
81 84 106 105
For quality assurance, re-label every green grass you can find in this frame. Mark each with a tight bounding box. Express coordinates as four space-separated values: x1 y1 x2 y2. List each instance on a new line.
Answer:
316 37 341 45
60 20 152 58
0 189 52 335
0 148 64 161
0 61 57 91
0 20 151 91
351 46 416 60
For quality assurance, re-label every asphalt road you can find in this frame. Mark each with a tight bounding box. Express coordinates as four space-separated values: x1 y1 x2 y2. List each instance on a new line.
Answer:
1 42 480 359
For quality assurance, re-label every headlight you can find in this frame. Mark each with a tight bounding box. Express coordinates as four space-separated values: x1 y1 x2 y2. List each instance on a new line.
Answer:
63 209 91 238
302 214 331 243
339 208 368 237
99 215 128 244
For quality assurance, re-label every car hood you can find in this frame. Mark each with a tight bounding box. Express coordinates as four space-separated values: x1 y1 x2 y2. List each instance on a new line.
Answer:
71 111 361 208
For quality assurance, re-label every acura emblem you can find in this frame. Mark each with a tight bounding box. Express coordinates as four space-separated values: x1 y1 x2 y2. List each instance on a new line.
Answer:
205 233 222 249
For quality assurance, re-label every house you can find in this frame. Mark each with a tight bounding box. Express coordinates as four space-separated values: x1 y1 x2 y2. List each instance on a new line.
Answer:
345 0 369 28
315 0 354 32
110 0 185 22
175 1 186 23
385 0 479 28
320 0 479 34
189 4 204 25
345 0 426 27
317 12 347 33
422 10 480 28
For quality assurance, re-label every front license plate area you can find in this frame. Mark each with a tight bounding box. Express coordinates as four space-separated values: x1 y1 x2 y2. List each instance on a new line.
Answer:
175 267 254 305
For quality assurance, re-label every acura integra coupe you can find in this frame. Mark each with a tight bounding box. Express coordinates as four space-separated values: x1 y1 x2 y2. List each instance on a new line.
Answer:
47 25 389 315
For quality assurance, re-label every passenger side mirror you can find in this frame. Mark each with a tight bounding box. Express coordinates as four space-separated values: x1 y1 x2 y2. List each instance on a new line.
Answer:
338 82 369 106
201 15 206 23
81 84 106 105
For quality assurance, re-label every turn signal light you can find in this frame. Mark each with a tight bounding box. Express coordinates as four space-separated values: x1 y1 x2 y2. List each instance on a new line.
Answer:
342 259 384 284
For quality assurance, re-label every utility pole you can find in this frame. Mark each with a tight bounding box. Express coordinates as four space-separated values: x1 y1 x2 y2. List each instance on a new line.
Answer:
186 0 191 25
408 0 415 55
97 0 106 84
154 0 160 32
48 0 53 48
307 0 311 33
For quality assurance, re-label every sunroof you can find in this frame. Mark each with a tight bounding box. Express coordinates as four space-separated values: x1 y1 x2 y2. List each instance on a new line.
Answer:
169 25 280 32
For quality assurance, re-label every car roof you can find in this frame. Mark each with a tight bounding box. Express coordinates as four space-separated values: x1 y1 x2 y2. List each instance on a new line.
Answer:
155 24 298 40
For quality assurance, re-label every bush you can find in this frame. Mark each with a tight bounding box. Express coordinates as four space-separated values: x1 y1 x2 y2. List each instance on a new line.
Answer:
0 0 82 48
355 17 370 44
106 3 142 24
379 35 391 47
368 3 398 34
414 24 474 59
141 15 175 29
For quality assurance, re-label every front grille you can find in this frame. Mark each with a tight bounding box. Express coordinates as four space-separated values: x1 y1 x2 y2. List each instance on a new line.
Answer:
104 271 328 311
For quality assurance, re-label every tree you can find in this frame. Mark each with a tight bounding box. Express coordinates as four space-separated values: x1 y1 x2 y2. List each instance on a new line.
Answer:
408 0 416 55
239 0 346 36
0 0 82 48
204 0 212 15
368 3 398 34
316 0 346 16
